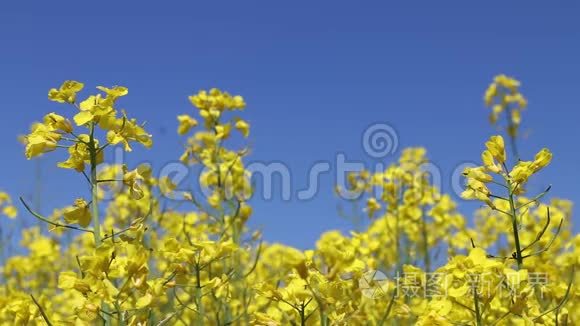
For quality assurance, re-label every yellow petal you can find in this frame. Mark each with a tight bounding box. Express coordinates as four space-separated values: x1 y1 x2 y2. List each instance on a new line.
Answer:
74 111 95 126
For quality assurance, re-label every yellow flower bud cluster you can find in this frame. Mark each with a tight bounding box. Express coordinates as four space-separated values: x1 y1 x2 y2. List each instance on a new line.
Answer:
484 74 527 137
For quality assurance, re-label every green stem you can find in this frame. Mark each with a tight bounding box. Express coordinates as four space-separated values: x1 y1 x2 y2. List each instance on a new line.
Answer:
503 99 519 160
473 288 483 326
115 301 125 326
507 181 523 269
30 294 53 326
195 264 204 326
395 209 401 273
420 207 431 273
378 289 397 326
20 197 93 234
89 122 102 247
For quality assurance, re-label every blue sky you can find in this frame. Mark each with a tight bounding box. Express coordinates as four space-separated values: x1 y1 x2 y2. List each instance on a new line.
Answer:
0 1 578 249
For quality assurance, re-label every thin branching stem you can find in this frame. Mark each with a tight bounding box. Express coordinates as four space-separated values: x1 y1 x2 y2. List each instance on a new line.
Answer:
30 294 53 326
20 197 93 234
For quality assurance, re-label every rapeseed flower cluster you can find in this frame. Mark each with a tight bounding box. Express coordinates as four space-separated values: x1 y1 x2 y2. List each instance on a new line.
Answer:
0 76 577 325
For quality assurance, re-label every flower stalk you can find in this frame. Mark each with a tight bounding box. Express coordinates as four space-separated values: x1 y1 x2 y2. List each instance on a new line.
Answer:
507 180 524 269
89 122 102 247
